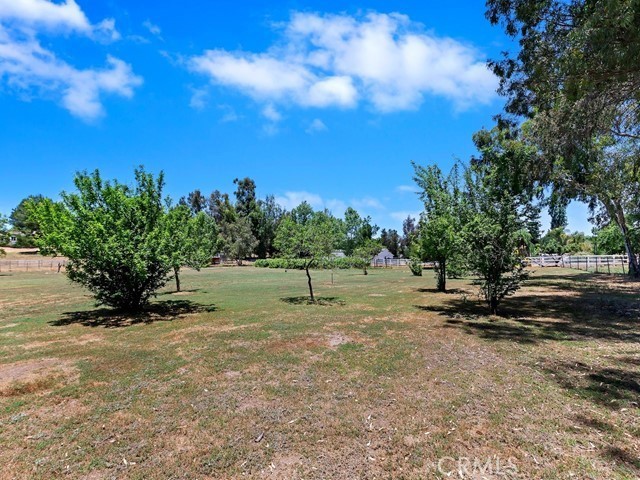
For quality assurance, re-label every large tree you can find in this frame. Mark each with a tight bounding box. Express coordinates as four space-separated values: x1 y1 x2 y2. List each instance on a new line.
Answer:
342 207 377 256
32 168 174 311
254 195 284 258
219 216 258 266
487 0 640 275
274 205 342 302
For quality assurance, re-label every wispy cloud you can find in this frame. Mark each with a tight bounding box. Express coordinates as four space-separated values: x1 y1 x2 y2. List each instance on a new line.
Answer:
0 0 141 120
396 184 419 193
188 11 497 116
390 210 421 222
142 19 162 38
305 118 327 134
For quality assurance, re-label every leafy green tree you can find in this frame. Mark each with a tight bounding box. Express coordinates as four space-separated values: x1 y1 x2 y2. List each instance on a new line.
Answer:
208 190 234 224
274 207 342 302
163 205 217 291
379 228 400 257
0 214 7 255
219 216 258 266
352 239 382 275
9 195 48 247
414 163 466 292
401 216 417 257
487 0 640 276
464 167 530 315
180 189 208 215
592 223 640 255
32 168 173 311
539 228 569 255
342 207 378 256
255 195 284 258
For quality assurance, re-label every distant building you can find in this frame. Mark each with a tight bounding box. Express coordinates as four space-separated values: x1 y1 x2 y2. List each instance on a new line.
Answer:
372 248 394 264
331 250 346 258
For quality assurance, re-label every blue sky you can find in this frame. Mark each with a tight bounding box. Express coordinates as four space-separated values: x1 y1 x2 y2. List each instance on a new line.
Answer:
0 0 591 233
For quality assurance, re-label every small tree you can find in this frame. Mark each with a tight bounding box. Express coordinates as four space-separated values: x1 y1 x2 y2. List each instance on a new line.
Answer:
465 171 530 315
32 168 173 312
0 214 7 256
413 163 466 292
352 239 382 275
274 207 342 302
163 206 218 292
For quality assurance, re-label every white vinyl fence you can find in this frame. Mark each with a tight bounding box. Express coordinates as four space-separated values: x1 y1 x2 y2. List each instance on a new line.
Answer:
527 255 631 274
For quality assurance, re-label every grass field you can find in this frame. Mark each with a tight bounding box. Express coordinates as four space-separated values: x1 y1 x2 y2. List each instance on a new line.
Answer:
0 267 639 479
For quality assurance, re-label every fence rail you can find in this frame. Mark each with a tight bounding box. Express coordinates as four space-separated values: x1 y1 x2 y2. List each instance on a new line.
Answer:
527 255 631 274
0 259 68 272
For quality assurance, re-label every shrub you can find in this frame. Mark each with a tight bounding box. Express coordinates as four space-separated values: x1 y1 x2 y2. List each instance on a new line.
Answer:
408 257 423 276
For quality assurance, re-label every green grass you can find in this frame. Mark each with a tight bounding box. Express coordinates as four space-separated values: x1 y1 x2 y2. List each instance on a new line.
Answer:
0 267 639 479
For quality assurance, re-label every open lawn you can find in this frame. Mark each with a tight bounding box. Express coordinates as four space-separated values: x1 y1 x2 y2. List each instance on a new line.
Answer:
0 267 639 479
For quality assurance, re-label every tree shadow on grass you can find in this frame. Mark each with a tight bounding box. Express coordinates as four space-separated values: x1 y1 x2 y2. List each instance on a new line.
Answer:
280 296 345 306
415 284 640 344
415 287 468 294
543 360 640 410
51 300 217 328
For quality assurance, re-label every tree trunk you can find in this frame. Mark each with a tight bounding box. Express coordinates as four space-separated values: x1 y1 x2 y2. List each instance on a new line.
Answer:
174 266 181 292
607 200 639 277
305 262 315 302
490 297 499 315
363 266 368 275
437 259 446 292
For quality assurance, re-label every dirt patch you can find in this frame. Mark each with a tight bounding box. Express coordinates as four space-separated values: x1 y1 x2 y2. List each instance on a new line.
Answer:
0 358 79 396
0 323 18 329
327 333 351 348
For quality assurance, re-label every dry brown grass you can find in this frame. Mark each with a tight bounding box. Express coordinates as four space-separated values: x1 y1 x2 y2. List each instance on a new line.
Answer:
0 267 638 479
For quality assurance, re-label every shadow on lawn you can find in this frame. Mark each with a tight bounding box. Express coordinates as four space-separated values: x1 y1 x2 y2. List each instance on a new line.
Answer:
543 360 640 410
280 296 345 306
51 300 217 328
415 276 640 345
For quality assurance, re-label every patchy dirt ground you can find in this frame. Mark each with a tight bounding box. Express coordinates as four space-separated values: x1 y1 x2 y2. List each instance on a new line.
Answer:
0 267 638 479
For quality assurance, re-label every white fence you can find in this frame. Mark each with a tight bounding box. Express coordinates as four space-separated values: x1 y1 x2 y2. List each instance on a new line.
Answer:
527 255 630 274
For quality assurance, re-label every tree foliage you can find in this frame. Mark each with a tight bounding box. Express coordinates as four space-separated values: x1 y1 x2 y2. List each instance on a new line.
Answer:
413 163 466 291
163 205 217 291
32 168 173 311
274 204 342 302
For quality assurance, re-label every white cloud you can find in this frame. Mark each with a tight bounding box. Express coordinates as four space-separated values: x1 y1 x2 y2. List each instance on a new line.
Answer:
189 86 208 110
305 118 327 134
390 210 421 222
262 104 282 122
396 184 419 193
275 191 324 210
142 19 161 37
352 196 384 210
189 11 496 114
0 0 140 120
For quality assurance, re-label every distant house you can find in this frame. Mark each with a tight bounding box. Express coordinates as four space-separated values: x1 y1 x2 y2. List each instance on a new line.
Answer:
372 248 394 264
8 231 21 246
331 250 346 258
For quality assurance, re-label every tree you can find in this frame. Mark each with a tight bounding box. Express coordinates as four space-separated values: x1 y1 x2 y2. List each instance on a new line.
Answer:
180 189 208 215
401 216 417 257
163 205 217 292
413 163 466 292
379 228 400 257
208 190 234 224
274 207 342 302
342 207 377 256
9 195 47 247
32 168 173 311
0 214 7 256
487 0 640 276
233 177 258 218
219 216 258 266
352 239 382 275
464 165 530 315
255 195 284 258
592 223 639 255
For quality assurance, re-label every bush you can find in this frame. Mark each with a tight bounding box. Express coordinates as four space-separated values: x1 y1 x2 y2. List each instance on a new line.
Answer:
408 257 423 276
254 257 364 270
